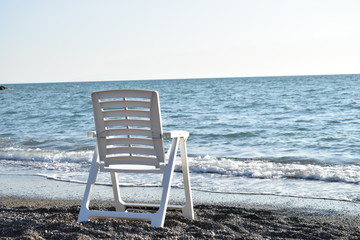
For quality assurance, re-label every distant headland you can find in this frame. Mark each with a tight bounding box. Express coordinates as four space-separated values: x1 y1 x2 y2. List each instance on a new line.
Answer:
0 86 11 90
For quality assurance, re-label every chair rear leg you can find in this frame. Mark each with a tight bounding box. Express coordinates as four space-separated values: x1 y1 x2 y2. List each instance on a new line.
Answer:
179 137 195 220
111 172 126 212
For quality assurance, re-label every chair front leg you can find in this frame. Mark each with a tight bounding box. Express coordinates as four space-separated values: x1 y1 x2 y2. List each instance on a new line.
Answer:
151 137 179 227
78 148 99 222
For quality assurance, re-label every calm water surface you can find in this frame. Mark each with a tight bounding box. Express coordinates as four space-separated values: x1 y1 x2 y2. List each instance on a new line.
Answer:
1 75 359 201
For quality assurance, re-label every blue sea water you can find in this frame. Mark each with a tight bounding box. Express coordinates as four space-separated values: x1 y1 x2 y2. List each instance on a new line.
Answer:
1 75 359 201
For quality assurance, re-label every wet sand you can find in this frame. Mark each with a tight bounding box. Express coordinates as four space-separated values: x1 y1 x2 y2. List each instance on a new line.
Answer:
1 197 359 239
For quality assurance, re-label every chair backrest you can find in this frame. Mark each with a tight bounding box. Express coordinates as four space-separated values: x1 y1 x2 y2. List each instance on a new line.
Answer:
91 90 165 168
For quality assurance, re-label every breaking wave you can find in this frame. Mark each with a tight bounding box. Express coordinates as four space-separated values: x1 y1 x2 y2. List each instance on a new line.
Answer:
1 148 359 184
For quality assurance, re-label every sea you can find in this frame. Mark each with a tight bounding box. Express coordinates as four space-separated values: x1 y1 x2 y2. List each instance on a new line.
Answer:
1 74 359 202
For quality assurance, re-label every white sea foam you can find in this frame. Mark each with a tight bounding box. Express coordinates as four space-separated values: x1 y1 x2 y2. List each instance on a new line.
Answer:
1 148 359 185
0 147 92 163
1 149 359 201
185 155 360 184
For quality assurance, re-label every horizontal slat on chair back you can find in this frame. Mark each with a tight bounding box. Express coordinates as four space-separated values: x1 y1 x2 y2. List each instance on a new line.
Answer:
106 156 158 166
107 147 156 155
106 137 154 146
105 119 151 128
102 109 151 118
104 129 153 138
100 100 151 109
95 90 153 99
91 90 165 167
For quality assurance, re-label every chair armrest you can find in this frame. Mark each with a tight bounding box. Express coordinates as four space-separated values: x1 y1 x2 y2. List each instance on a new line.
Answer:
87 131 97 138
163 131 189 139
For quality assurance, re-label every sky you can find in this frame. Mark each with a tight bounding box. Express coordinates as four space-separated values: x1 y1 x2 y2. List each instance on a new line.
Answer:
1 0 359 84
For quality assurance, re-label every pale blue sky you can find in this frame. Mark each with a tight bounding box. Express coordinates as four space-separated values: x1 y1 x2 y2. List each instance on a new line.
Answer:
1 0 359 84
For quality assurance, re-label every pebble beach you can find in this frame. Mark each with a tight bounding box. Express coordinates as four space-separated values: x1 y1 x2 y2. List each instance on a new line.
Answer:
1 175 360 239
1 197 360 239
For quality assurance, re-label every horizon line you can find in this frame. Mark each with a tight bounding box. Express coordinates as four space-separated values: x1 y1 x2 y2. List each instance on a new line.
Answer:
2 72 360 85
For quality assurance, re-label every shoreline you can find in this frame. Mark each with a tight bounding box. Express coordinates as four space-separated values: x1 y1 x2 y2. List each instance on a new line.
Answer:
1 174 360 216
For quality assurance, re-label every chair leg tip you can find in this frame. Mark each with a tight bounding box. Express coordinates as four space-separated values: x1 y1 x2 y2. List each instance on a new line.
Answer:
150 218 164 228
77 213 90 223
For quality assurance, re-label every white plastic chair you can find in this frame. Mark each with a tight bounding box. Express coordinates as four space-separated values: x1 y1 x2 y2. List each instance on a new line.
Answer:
78 90 194 227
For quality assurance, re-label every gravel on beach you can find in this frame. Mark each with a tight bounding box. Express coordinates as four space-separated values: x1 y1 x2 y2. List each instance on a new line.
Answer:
0 197 359 239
